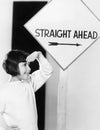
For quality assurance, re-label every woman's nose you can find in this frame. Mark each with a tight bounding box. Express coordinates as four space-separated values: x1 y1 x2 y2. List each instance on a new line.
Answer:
27 65 31 72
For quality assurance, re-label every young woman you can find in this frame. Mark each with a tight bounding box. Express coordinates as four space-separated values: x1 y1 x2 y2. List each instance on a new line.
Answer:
0 50 53 130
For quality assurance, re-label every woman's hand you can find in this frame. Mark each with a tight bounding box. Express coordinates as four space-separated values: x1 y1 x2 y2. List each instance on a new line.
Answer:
26 51 42 63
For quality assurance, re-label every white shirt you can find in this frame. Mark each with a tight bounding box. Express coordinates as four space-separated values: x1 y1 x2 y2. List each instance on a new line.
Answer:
0 58 52 130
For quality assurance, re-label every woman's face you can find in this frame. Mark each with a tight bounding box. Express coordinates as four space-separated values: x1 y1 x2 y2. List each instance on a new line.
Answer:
18 62 31 80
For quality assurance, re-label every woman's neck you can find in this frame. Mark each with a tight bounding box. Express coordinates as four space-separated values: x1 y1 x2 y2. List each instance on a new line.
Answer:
10 75 31 83
10 76 21 82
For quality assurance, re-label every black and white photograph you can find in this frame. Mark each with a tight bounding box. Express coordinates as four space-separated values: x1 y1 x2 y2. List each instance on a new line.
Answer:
0 0 100 130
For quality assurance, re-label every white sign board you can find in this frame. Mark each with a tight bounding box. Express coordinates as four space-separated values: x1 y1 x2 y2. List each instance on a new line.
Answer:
25 0 100 70
81 0 100 21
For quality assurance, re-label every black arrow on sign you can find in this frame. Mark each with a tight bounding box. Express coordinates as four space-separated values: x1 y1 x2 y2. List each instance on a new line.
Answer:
48 42 82 47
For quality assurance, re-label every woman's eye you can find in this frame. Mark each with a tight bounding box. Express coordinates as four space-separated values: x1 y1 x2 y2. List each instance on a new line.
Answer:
23 63 27 67
23 62 29 67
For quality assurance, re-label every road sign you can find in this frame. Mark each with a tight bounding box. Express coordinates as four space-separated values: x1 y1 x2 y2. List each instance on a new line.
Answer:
81 0 100 21
24 0 100 70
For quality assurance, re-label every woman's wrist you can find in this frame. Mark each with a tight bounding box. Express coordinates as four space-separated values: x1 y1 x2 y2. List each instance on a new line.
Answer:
36 51 42 60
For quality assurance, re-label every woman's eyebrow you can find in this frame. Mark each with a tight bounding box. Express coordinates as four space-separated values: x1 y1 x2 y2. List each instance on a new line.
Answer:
25 62 30 66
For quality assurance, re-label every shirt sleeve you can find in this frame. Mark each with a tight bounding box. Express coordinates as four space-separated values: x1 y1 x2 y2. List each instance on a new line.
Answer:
31 56 53 92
